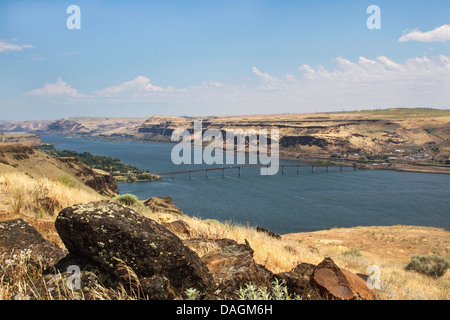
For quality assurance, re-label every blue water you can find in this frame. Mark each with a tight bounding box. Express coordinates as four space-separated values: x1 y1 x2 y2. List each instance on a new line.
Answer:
41 135 450 234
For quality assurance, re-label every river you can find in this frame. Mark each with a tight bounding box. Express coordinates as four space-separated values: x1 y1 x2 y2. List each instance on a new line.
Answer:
41 135 450 234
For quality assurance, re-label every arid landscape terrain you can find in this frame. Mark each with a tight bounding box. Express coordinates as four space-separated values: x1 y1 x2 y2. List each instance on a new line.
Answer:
2 108 449 174
0 109 449 300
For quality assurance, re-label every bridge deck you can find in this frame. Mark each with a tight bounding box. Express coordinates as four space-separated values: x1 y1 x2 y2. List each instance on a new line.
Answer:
155 163 356 177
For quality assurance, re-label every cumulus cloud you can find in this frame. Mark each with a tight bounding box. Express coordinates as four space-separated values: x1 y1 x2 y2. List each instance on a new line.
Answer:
252 66 280 83
24 56 450 114
208 81 224 88
399 25 450 43
26 77 89 98
0 39 34 53
298 55 450 83
95 76 174 97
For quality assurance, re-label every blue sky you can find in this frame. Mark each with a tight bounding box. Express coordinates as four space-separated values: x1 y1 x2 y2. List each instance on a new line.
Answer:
0 0 449 120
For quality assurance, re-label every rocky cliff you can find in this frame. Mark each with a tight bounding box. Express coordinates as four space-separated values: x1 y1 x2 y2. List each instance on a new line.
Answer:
1 108 449 159
0 133 43 146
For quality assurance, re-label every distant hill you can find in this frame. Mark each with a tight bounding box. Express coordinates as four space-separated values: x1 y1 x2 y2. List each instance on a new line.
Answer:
1 108 449 160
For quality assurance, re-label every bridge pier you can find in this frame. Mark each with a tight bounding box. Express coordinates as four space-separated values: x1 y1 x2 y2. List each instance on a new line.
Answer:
312 165 314 173
297 166 299 174
340 166 342 172
222 168 224 177
189 171 192 179
206 169 208 178
326 166 328 172
282 165 285 175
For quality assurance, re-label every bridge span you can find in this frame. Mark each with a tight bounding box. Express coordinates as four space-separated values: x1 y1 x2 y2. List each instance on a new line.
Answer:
155 163 357 180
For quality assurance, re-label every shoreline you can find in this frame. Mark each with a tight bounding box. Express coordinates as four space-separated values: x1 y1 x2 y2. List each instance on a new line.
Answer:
41 134 450 176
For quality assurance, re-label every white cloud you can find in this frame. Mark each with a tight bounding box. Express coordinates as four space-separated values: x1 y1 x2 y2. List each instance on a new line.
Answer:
252 66 280 83
298 55 450 83
208 81 224 88
23 56 450 115
95 76 174 97
399 25 450 43
0 39 33 53
26 77 89 98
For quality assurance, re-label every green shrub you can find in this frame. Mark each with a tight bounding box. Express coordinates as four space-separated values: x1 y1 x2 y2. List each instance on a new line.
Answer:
405 254 450 279
57 174 78 189
113 193 139 206
237 279 299 300
185 288 200 300
343 248 362 257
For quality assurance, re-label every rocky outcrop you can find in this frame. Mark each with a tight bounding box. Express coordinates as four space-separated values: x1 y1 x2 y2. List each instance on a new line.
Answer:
56 157 119 196
185 238 274 299
0 133 43 146
0 203 378 300
0 143 35 157
0 219 65 269
54 201 213 299
143 196 184 215
256 226 281 239
309 257 376 300
165 220 192 238
280 135 329 149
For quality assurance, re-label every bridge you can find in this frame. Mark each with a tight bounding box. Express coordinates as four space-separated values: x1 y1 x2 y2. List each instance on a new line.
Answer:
155 163 357 180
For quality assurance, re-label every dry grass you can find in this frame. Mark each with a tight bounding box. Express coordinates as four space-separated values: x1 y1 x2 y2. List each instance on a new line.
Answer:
0 172 104 219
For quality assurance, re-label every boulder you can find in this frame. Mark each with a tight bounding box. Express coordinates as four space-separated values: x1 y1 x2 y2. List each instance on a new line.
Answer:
56 157 119 196
54 201 213 299
256 226 281 240
273 272 309 297
273 262 322 299
143 196 184 215
186 238 273 299
165 220 192 238
37 254 118 300
291 262 316 279
0 219 65 269
309 257 376 300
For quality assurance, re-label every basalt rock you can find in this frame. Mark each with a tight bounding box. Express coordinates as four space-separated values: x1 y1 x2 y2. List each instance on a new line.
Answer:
165 220 192 238
291 262 317 279
309 257 376 300
143 196 185 215
186 238 274 299
0 219 65 269
55 201 213 299
56 157 119 196
256 226 281 240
